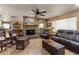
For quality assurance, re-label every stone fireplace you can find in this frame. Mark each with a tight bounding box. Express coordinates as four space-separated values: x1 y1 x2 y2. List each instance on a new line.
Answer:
23 29 39 39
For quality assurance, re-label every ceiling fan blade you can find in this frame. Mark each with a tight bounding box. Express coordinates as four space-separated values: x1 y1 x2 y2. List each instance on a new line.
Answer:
41 14 45 16
36 9 39 12
32 9 36 12
39 13 45 16
41 11 46 13
35 14 38 17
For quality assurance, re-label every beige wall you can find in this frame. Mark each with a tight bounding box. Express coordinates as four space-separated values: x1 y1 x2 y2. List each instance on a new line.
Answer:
49 9 79 31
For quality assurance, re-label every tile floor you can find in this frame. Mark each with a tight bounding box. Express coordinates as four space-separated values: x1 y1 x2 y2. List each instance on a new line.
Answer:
0 38 78 55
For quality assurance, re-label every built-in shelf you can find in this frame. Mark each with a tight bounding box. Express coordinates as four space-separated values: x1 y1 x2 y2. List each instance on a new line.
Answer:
23 24 36 26
23 16 38 29
11 21 22 29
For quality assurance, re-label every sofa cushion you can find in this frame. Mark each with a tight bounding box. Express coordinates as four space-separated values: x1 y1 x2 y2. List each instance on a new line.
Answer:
70 41 79 46
59 38 70 42
74 35 79 42
59 38 71 47
69 39 79 53
57 30 65 37
61 32 67 38
66 34 75 40
70 41 79 51
52 36 70 43
60 31 75 40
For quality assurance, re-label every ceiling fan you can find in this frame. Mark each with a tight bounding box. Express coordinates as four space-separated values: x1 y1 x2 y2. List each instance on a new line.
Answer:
32 9 46 17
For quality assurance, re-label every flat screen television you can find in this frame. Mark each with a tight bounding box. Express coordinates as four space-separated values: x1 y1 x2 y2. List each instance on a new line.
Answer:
26 29 35 35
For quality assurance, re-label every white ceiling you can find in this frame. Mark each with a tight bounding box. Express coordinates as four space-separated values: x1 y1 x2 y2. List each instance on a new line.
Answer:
0 4 79 18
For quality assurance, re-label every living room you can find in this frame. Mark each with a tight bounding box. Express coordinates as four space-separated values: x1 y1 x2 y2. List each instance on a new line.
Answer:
0 4 79 55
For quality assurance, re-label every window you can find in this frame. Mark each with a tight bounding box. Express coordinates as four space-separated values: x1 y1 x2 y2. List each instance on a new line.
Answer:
66 17 77 30
55 19 67 30
24 18 34 24
0 21 2 28
39 23 44 29
52 17 77 31
3 22 11 29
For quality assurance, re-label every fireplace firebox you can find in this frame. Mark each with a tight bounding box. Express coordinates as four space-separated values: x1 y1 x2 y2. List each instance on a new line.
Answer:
26 29 35 35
